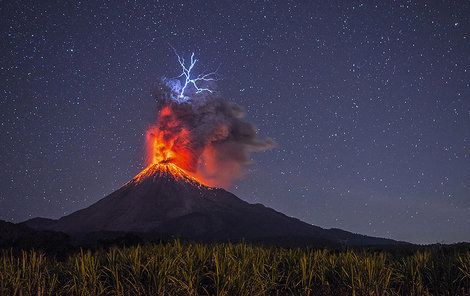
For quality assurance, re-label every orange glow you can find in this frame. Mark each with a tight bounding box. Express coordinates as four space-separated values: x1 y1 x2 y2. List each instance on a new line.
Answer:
142 105 208 186
132 163 206 187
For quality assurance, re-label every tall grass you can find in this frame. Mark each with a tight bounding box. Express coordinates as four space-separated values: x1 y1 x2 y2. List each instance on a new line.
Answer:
0 250 58 296
0 241 468 295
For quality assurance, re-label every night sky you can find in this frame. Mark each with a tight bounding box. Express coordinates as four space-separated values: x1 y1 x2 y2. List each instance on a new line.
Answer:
1 1 469 244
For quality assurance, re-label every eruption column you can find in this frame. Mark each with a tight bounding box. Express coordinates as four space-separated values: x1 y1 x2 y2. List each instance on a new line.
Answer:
142 51 274 188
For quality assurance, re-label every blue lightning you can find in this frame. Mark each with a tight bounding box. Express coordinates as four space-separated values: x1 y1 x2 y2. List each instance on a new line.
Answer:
173 51 217 99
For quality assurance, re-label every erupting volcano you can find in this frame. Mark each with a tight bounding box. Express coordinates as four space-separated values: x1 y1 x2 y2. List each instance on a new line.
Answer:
141 85 274 188
22 52 399 246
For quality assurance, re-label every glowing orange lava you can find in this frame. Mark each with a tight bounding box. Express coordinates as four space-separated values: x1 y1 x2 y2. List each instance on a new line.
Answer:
142 105 207 186
132 163 205 186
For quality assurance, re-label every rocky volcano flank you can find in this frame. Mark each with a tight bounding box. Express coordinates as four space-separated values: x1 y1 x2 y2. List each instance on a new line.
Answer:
23 164 400 246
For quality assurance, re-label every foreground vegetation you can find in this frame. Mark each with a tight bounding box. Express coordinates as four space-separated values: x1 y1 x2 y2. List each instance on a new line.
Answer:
0 241 469 296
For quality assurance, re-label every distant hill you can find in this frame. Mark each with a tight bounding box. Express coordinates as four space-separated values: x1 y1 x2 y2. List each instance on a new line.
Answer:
0 220 71 253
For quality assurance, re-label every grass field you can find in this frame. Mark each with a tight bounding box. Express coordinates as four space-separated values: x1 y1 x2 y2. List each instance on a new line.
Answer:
1 241 469 296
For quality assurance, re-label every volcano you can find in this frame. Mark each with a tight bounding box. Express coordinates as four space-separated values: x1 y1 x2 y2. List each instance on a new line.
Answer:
23 163 400 246
22 92 402 246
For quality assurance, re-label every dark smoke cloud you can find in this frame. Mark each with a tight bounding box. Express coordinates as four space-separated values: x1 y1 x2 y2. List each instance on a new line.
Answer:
152 83 275 187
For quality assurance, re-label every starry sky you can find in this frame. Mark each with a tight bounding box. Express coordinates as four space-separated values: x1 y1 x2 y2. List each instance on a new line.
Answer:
1 1 469 244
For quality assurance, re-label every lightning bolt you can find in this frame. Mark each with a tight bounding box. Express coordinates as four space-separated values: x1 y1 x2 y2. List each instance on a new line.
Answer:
174 51 217 99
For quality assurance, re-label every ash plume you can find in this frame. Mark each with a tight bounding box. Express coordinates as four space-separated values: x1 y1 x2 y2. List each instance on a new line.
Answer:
147 83 275 188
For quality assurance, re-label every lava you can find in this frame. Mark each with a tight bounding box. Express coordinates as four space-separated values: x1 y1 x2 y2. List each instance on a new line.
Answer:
143 104 207 185
132 163 204 186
